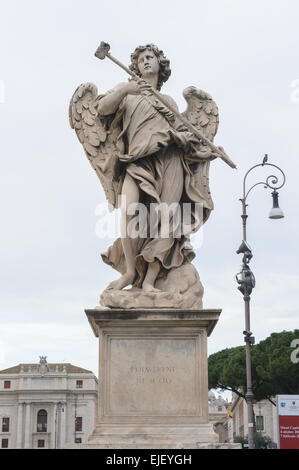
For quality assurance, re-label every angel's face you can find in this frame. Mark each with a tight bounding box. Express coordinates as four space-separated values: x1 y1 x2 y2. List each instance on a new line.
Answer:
137 49 159 78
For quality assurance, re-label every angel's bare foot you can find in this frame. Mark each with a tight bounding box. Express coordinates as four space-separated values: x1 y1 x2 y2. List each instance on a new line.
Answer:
142 260 161 293
142 282 161 293
106 272 135 290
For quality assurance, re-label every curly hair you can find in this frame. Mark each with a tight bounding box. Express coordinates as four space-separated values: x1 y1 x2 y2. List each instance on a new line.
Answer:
129 44 171 91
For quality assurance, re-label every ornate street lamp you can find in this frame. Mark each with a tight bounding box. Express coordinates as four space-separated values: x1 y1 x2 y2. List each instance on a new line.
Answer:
236 155 286 449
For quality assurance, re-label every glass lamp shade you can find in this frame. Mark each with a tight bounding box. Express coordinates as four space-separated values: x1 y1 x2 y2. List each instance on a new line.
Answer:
269 207 284 219
269 190 284 219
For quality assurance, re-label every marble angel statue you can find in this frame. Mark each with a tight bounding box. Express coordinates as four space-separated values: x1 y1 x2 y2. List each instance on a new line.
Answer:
69 43 233 308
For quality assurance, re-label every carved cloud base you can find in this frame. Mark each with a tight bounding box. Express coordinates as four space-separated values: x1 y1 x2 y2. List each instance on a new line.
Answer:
82 307 222 449
100 263 204 309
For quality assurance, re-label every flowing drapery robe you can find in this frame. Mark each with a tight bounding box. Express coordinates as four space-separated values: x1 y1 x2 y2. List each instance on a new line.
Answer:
99 89 214 286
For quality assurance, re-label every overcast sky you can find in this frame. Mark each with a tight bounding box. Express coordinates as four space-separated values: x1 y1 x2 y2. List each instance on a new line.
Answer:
1 0 298 395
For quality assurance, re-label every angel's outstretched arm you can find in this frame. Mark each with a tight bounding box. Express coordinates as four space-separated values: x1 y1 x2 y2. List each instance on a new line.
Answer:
97 84 127 116
97 81 144 116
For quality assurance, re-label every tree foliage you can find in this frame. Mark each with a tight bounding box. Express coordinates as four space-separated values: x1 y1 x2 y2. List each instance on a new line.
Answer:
208 330 299 403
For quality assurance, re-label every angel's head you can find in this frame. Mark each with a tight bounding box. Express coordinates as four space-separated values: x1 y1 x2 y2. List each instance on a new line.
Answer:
129 44 171 91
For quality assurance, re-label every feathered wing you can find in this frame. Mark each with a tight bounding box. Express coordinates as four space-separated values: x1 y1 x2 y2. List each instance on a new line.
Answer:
181 86 219 142
69 83 123 209
181 86 220 219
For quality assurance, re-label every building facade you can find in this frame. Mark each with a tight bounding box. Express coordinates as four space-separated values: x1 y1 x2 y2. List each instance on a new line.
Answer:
227 392 278 445
208 390 229 442
0 357 97 449
0 357 235 449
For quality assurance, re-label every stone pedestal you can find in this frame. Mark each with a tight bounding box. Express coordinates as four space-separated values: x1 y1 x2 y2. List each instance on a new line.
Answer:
83 307 222 449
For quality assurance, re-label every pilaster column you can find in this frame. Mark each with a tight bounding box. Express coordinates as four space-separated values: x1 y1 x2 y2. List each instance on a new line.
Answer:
59 402 66 449
16 402 24 448
24 403 31 448
51 403 57 449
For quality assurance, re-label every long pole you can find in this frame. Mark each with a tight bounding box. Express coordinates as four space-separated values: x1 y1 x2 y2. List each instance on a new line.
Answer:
240 198 255 449
238 158 286 449
241 199 248 242
244 289 255 449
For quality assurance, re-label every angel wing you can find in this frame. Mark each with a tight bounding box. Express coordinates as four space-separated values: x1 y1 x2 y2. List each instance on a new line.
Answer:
181 86 220 220
181 86 219 142
69 83 123 209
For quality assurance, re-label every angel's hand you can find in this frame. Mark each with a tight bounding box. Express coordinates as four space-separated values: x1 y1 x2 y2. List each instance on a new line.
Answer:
192 146 215 160
210 146 226 158
190 140 221 161
207 146 228 161
123 81 140 95
124 79 152 96
170 131 199 150
136 79 153 95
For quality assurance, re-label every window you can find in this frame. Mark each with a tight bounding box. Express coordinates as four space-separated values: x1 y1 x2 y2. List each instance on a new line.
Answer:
218 406 223 412
1 439 8 448
2 418 10 433
37 409 48 432
4 381 11 389
75 438 82 444
76 380 83 388
75 417 82 432
37 440 45 448
256 415 264 431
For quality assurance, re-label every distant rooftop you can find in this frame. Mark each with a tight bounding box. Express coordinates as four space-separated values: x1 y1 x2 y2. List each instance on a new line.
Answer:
0 363 93 375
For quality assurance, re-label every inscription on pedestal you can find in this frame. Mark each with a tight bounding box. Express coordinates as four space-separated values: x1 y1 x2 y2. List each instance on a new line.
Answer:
107 337 199 416
131 365 175 385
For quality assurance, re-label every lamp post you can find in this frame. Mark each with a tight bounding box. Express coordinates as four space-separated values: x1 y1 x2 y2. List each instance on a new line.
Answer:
236 155 286 449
